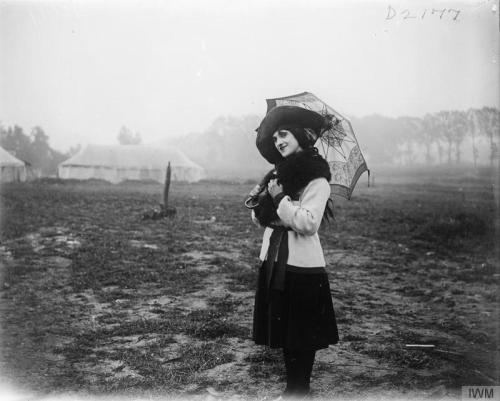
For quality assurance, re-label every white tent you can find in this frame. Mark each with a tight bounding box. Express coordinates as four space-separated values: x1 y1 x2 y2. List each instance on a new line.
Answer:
0 146 27 183
58 145 205 183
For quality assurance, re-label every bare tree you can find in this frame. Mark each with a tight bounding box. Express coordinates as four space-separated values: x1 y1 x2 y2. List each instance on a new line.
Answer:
466 109 480 168
435 111 454 164
479 107 500 167
399 116 422 165
421 114 436 164
450 111 468 164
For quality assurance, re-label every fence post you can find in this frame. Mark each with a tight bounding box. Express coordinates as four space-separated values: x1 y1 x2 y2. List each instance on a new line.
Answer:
163 162 171 209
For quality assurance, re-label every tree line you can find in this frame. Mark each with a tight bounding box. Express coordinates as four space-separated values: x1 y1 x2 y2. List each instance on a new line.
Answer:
0 124 70 176
173 107 499 178
1 106 498 179
352 107 499 167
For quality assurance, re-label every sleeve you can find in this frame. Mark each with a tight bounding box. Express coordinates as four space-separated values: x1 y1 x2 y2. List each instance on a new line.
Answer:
276 178 331 236
251 210 262 227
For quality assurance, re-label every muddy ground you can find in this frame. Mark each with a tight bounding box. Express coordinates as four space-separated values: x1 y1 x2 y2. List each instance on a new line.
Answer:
0 170 499 400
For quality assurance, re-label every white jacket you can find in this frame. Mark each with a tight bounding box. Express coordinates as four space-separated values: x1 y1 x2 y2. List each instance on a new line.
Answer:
252 177 330 267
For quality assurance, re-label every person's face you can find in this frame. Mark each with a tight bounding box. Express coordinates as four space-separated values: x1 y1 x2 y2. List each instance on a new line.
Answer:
273 129 302 158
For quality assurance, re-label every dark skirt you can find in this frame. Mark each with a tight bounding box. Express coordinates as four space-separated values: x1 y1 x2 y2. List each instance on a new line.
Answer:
253 263 339 350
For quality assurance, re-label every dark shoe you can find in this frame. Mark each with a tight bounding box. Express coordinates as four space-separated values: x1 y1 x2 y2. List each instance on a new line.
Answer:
282 387 311 399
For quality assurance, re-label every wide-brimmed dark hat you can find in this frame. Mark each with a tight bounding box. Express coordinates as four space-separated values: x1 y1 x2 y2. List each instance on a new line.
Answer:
256 106 325 164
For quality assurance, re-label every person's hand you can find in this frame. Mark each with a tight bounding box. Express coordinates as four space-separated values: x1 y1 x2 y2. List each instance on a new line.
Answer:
267 178 283 199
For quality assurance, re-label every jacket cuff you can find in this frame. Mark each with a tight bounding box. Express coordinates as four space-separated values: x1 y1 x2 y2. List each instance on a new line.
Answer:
272 192 286 207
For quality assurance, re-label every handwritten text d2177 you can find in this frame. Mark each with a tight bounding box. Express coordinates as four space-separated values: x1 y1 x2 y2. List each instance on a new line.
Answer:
385 5 461 21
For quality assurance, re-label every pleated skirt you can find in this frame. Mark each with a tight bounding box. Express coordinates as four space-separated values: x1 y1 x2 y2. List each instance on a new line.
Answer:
252 263 339 350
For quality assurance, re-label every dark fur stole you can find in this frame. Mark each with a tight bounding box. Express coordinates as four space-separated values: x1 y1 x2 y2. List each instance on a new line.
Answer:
254 148 332 227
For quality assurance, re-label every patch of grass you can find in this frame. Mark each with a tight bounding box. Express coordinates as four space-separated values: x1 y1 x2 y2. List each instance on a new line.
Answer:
343 334 367 342
69 239 212 292
58 331 101 361
359 343 439 370
226 268 258 292
207 295 239 314
97 288 134 303
106 347 169 385
185 309 249 339
58 334 237 392
178 341 234 372
96 312 129 325
454 263 500 284
217 258 258 291
415 212 489 247
94 341 235 391
60 318 181 359
102 318 180 337
245 348 284 380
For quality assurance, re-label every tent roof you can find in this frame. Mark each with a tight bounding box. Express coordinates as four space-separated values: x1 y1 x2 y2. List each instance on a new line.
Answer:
59 145 203 170
0 146 25 167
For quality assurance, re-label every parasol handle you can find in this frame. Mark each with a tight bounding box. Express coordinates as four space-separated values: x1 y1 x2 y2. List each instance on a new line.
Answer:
244 168 277 209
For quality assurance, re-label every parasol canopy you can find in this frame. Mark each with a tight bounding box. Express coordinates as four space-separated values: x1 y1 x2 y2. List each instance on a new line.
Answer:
264 91 369 199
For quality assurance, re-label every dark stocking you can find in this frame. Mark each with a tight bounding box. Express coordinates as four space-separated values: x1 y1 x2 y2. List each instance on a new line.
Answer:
283 348 316 397
283 349 298 394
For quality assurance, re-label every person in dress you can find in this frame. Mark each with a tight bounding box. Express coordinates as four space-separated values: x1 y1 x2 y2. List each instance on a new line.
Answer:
248 106 339 398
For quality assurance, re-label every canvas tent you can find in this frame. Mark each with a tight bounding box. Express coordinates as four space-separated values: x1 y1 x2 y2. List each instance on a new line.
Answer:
58 145 205 183
0 146 27 183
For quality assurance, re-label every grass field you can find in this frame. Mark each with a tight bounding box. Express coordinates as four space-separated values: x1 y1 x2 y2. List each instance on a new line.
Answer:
0 169 499 400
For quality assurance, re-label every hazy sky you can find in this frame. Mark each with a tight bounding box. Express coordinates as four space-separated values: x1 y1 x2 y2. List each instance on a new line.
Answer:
1 0 498 151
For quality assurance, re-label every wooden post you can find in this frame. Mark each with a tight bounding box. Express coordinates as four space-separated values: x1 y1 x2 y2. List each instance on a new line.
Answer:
163 162 171 209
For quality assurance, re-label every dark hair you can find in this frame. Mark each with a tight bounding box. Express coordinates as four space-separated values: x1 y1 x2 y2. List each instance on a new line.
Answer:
277 125 318 150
